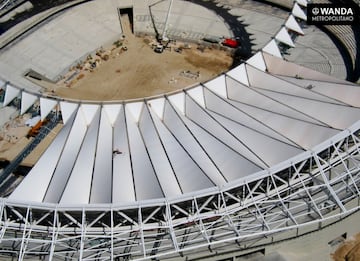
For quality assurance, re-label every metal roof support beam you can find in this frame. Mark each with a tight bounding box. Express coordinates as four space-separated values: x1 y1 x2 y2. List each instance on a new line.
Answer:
244 183 270 231
332 144 360 196
79 208 86 260
138 207 147 258
165 202 180 252
18 207 30 261
269 174 298 226
110 209 114 261
48 209 58 261
194 197 211 244
220 192 240 237
313 154 346 213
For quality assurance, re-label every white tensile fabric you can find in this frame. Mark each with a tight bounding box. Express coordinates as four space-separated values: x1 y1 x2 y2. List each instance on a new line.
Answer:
9 51 360 204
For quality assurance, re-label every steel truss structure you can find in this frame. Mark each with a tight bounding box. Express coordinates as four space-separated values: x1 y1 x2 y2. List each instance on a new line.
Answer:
1 125 360 260
1 0 360 260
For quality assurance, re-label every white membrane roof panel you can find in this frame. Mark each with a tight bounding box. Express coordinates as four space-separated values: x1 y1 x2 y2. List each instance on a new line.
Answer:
43 107 88 203
204 75 227 97
204 88 303 165
40 97 58 121
103 104 122 126
275 27 295 48
292 2 307 20
256 89 360 130
183 113 262 180
186 94 267 169
126 105 164 201
163 100 226 186
126 101 143 122
296 0 308 7
285 15 304 35
246 65 346 105
3 84 20 106
225 76 325 126
168 92 185 114
20 92 38 115
112 107 135 203
80 104 99 126
226 63 249 86
60 101 78 124
246 52 266 72
139 106 182 197
209 110 303 166
187 85 205 108
214 84 299 147
9 113 75 202
263 52 348 84
277 76 360 108
148 97 165 120
262 39 282 58
229 100 339 149
60 108 100 204
149 107 215 193
90 107 114 204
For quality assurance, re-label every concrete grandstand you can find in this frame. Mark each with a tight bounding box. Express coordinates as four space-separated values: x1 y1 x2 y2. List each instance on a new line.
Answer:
0 0 360 260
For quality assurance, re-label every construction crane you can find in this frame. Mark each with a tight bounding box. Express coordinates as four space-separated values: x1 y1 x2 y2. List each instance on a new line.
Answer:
161 0 173 42
151 0 174 53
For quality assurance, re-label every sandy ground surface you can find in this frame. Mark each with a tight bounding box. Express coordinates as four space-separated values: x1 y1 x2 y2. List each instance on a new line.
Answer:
0 14 233 167
332 233 360 261
49 14 233 101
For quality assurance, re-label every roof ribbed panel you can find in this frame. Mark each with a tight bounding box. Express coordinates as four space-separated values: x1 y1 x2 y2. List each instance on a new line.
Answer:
20 92 37 115
90 106 113 203
9 112 76 202
275 27 295 48
60 108 100 204
139 105 182 197
112 106 135 203
125 103 164 201
163 100 226 186
40 97 58 121
3 84 20 106
149 104 215 193
43 106 88 203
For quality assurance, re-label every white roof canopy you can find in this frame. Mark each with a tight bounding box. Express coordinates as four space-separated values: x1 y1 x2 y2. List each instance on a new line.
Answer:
8 58 360 204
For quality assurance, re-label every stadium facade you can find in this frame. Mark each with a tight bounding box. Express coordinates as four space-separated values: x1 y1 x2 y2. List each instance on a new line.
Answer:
0 0 360 260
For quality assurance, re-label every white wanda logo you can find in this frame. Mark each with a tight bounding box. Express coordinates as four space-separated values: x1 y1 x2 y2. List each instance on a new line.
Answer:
312 7 320 15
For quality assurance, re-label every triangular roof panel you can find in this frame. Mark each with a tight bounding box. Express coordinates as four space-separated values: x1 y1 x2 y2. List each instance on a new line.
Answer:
168 92 185 114
226 63 249 86
285 15 304 35
3 84 20 106
60 101 78 125
246 52 267 72
275 27 295 48
148 97 165 120
292 2 307 20
187 85 205 108
126 102 143 122
40 97 58 121
20 92 38 114
296 0 308 7
204 74 227 97
262 39 282 58
103 104 122 125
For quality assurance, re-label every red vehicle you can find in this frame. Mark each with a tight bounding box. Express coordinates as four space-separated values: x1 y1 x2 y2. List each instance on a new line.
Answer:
222 38 239 48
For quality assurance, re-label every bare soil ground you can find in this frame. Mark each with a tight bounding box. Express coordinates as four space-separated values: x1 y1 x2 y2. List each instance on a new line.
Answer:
51 15 233 101
331 233 360 261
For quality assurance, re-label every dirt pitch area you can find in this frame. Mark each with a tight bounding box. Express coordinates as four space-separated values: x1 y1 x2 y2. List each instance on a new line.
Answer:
51 22 233 101
331 233 360 261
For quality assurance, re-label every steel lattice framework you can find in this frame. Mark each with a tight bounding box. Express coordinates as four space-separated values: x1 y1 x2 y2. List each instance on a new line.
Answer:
0 125 360 260
1 0 360 260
